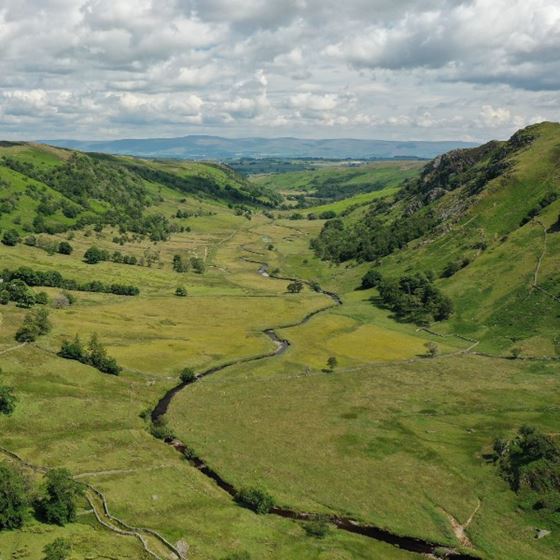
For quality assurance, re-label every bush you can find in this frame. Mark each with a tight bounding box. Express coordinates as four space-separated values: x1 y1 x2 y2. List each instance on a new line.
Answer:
235 487 275 514
0 384 17 416
83 246 108 264
190 256 206 274
150 417 175 441
43 538 71 560
319 210 336 219
287 281 303 293
1 229 20 246
57 241 73 255
34 469 83 526
175 286 188 297
15 308 52 342
360 269 383 290
0 463 28 529
180 367 196 383
58 333 121 375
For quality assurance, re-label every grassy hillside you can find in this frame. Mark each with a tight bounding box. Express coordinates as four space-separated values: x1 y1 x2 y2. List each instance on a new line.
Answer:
311 122 560 353
0 132 559 560
0 142 279 239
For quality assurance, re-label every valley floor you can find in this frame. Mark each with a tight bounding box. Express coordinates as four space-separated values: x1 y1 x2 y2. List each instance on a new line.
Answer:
1 212 559 559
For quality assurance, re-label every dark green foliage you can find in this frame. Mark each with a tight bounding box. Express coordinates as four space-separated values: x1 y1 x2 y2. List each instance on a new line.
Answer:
2 279 37 308
235 487 275 514
175 286 188 297
326 356 338 370
173 255 190 272
190 256 206 274
494 426 560 513
57 241 73 255
376 273 453 324
0 463 28 529
180 368 196 383
360 269 383 289
1 229 20 246
150 416 175 440
83 246 109 264
311 209 437 263
441 257 470 278
319 210 337 219
520 192 558 226
287 280 303 293
43 538 71 560
58 334 121 375
34 469 84 526
58 336 85 361
1 267 139 296
15 308 51 342
0 384 17 416
303 517 330 538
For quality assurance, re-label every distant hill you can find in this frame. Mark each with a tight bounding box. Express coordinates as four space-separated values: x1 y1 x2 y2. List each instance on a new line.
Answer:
40 135 478 160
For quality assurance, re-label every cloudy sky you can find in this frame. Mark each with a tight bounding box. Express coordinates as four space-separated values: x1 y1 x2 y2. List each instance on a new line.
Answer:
0 0 558 141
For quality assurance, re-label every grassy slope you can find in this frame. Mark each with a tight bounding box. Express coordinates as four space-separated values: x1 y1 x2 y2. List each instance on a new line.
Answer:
1 136 558 559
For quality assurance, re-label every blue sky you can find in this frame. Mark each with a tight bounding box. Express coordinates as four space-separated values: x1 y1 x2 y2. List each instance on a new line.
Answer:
0 0 558 141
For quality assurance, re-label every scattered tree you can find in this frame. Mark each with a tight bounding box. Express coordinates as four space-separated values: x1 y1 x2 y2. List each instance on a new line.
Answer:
175 286 188 297
1 229 20 246
34 468 84 526
326 356 338 371
83 246 108 264
190 256 206 274
360 269 383 290
287 280 303 294
57 242 73 255
15 308 51 342
0 463 28 529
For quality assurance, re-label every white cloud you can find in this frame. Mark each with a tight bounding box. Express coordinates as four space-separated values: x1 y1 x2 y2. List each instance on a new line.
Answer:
0 0 558 140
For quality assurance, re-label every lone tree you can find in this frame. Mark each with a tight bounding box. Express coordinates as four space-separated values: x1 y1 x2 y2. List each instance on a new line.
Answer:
34 468 84 526
326 356 338 371
0 463 28 530
43 538 71 560
57 241 73 255
0 383 17 416
287 280 303 294
175 286 188 297
1 229 20 246
424 342 439 358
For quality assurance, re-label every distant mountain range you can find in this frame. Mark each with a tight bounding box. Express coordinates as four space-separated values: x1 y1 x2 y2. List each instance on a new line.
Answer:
41 135 478 160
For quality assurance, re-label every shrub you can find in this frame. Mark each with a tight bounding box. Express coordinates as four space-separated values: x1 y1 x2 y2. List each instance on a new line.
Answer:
150 417 175 441
190 256 206 274
235 487 275 514
83 246 108 264
1 229 20 246
424 342 439 358
287 280 303 294
43 538 71 560
360 269 383 290
0 463 27 529
319 210 336 219
57 241 73 255
0 384 17 416
175 286 188 297
180 367 196 383
326 356 338 370
58 336 85 361
15 308 52 342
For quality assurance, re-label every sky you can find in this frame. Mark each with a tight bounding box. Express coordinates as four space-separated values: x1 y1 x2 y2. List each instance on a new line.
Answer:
0 0 559 142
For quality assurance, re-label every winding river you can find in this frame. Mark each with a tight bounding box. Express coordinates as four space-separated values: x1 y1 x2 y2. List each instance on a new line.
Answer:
151 259 477 560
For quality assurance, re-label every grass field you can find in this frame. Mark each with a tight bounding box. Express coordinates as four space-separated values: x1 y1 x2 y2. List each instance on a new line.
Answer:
1 139 559 559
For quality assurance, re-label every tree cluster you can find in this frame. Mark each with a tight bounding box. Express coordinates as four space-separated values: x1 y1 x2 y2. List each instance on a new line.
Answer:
58 333 121 375
15 308 52 342
493 426 560 513
2 267 139 296
375 272 453 324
